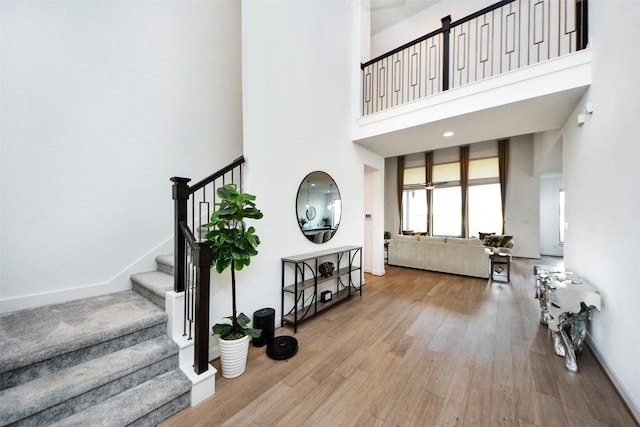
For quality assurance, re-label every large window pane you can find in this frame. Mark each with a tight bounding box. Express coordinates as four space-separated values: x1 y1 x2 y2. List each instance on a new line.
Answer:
402 189 427 233
468 183 502 238
559 190 565 243
432 186 461 236
333 199 342 228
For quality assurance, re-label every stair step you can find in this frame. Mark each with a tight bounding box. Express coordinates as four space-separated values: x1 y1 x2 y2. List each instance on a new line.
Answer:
52 369 191 427
131 270 174 308
0 291 167 390
0 336 180 426
156 254 174 276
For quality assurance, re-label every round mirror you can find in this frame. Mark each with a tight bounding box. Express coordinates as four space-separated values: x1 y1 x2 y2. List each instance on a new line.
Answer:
296 171 341 243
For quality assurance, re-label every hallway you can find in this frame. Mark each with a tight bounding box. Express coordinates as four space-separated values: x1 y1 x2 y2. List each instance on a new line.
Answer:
162 258 636 426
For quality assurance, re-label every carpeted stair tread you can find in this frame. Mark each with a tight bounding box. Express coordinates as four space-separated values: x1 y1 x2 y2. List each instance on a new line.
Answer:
0 291 167 377
52 369 191 427
0 336 179 425
155 254 174 275
131 270 173 308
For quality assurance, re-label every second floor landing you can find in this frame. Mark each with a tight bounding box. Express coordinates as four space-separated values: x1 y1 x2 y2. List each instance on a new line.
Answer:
354 0 591 156
353 48 591 157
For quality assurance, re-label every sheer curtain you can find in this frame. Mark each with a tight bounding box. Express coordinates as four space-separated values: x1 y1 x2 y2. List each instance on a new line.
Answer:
498 139 509 234
397 155 405 233
460 146 469 238
425 151 433 236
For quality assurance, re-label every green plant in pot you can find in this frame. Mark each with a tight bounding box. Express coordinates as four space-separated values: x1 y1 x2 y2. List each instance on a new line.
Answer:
204 184 263 379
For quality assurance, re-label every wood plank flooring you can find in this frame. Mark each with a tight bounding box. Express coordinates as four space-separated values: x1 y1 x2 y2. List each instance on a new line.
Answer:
160 258 637 427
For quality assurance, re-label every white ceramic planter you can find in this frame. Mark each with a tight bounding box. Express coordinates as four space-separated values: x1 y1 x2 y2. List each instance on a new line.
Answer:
218 335 250 379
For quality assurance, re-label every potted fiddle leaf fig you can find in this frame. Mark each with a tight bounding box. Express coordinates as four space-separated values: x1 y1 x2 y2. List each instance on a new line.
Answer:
204 184 263 378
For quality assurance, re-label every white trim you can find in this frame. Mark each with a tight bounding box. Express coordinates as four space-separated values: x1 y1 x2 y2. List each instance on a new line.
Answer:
181 364 216 407
0 237 173 314
587 335 640 423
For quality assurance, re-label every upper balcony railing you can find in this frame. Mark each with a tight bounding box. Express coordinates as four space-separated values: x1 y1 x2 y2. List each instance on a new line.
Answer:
361 0 588 116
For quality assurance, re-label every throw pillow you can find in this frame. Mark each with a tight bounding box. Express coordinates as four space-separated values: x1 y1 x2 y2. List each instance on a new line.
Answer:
479 232 495 240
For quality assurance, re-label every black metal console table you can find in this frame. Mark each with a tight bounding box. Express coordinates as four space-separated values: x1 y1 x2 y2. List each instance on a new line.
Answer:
281 246 362 332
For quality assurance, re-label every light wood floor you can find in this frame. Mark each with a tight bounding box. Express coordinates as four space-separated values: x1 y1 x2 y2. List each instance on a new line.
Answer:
161 258 637 427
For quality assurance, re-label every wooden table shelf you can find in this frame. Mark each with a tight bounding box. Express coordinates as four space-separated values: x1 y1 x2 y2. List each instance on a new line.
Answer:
281 246 362 332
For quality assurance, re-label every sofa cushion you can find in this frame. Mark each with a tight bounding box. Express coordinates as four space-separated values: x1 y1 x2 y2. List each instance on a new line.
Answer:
419 236 446 243
395 234 419 241
447 237 483 245
388 236 490 278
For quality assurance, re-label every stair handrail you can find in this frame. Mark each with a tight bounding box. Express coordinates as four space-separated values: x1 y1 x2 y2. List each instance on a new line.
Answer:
170 155 245 293
170 155 245 375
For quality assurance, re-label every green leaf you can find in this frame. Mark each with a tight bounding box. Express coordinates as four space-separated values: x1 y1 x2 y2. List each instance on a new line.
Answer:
205 185 263 330
212 323 232 337
243 327 262 339
237 312 251 328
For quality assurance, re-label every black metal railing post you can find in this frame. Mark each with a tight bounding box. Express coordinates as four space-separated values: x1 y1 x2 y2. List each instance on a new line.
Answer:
171 177 191 293
441 15 452 92
577 0 589 50
193 241 213 374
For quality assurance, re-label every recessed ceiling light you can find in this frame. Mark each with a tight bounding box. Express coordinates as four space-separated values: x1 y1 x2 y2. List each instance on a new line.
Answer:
443 131 454 137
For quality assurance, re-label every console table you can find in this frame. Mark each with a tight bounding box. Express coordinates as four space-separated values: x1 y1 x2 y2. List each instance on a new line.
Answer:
534 265 601 373
281 246 362 332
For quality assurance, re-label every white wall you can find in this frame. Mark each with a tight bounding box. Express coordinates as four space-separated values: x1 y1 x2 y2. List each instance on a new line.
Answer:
539 176 564 256
533 130 562 175
370 0 495 58
203 0 384 333
0 0 243 312
505 135 540 258
562 0 640 417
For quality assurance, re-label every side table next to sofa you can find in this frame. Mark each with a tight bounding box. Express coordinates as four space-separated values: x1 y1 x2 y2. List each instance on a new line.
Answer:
488 250 511 282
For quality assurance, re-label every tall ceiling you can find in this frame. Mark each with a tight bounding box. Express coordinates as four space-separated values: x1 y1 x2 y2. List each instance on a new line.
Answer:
370 0 438 35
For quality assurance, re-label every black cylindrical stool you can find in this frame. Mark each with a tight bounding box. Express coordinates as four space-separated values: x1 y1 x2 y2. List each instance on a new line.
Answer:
252 308 275 347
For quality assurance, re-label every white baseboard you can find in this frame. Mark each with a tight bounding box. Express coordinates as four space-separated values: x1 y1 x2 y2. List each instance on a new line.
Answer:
587 335 640 423
370 268 385 276
0 237 173 314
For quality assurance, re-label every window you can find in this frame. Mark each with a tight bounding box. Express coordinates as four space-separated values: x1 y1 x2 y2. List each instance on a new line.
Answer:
467 157 502 237
559 190 565 243
402 166 427 233
431 162 461 236
400 154 503 237
332 199 342 228
402 189 427 233
468 183 502 237
432 186 461 236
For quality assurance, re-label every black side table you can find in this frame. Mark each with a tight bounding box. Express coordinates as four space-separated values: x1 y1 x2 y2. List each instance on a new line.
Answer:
489 252 511 282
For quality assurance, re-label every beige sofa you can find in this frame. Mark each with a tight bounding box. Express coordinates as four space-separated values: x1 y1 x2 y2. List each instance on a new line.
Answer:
388 235 490 278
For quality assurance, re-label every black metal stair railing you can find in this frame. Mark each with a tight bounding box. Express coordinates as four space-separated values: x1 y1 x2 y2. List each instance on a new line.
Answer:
170 156 245 375
361 0 589 116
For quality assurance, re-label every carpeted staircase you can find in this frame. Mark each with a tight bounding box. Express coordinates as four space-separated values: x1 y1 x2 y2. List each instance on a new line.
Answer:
131 255 174 309
0 256 192 426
